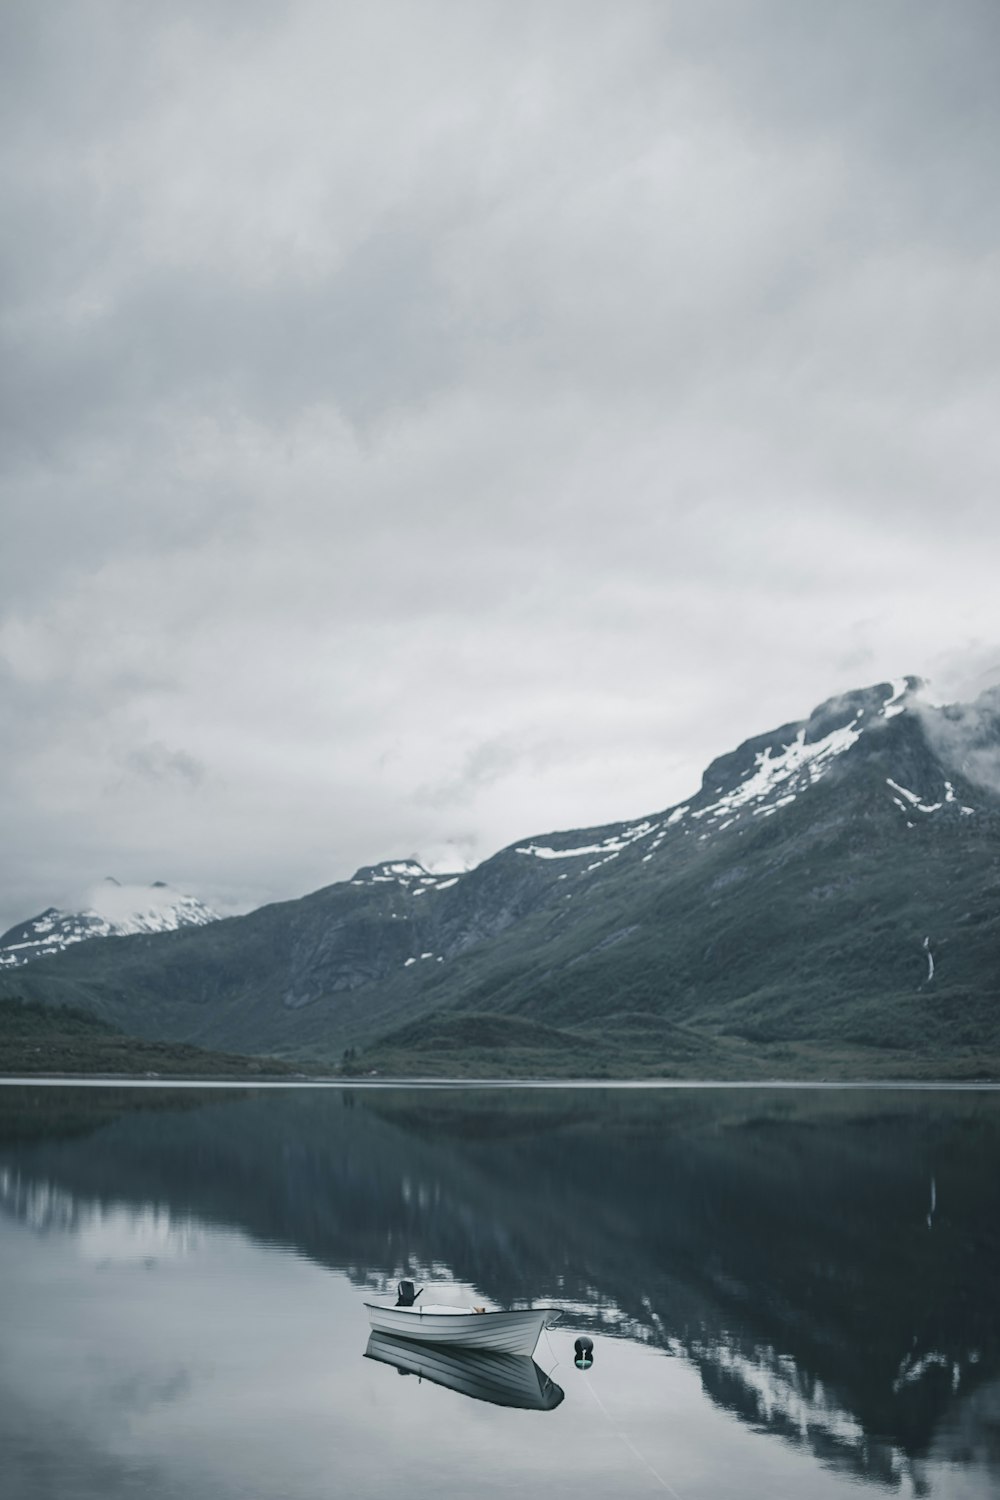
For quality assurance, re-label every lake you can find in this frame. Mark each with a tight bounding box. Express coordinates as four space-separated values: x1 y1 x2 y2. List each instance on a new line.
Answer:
1 1081 998 1499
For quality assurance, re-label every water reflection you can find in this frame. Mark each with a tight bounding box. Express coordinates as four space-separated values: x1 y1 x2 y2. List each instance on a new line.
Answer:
365 1332 565 1411
1 1083 999 1497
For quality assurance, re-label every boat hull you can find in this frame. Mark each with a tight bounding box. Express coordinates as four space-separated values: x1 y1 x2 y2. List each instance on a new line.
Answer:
365 1332 563 1410
364 1303 547 1357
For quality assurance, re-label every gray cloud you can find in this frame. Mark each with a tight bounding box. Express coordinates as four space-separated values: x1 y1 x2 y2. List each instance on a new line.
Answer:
2 1 1000 930
414 731 571 812
919 688 1000 798
122 742 205 788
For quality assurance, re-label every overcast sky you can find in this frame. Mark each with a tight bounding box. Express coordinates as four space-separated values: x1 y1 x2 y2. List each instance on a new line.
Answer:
2 0 1000 930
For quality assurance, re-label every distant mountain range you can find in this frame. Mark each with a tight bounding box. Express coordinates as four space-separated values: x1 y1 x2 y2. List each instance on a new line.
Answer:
3 678 999 1077
0 879 218 969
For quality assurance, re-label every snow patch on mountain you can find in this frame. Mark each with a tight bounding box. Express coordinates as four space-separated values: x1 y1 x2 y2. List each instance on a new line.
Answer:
886 778 944 815
350 861 468 893
517 817 659 864
352 861 428 885
884 777 976 820
882 678 909 718
517 840 618 861
692 717 863 830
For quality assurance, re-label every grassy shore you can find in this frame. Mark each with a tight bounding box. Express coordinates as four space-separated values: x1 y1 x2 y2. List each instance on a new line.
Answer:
0 996 301 1079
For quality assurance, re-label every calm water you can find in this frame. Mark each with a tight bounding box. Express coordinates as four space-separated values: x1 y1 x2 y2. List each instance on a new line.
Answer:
1 1083 998 1499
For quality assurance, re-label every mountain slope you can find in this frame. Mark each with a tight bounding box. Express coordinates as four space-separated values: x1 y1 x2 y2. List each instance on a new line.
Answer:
4 678 999 1074
0 879 219 969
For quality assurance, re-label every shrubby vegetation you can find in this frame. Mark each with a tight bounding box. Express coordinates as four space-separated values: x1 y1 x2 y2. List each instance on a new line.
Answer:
0 995 297 1078
351 1008 1000 1081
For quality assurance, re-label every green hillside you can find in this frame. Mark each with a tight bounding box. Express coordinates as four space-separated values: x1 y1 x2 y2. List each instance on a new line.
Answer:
0 995 299 1078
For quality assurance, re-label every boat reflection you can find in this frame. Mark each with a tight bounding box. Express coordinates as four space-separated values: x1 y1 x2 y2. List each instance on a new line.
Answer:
365 1330 564 1411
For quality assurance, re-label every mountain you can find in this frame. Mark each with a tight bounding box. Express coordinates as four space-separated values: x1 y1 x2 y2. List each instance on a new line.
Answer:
3 678 999 1077
0 879 219 969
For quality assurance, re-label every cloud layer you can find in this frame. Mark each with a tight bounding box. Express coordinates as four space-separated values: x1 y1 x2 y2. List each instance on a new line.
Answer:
3 1 1000 928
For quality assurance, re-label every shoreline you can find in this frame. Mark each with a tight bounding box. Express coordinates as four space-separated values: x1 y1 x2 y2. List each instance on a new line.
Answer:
2 1074 999 1091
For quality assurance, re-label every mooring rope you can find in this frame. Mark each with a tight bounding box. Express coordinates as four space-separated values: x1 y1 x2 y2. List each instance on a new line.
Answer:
541 1325 562 1380
540 1323 686 1498
581 1368 687 1500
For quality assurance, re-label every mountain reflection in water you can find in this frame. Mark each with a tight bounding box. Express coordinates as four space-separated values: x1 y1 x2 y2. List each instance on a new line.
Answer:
1 1083 999 1497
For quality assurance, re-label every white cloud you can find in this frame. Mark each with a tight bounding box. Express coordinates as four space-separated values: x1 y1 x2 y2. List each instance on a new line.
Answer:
2 1 999 930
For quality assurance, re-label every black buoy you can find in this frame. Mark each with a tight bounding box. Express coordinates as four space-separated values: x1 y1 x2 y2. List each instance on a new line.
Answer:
574 1335 594 1370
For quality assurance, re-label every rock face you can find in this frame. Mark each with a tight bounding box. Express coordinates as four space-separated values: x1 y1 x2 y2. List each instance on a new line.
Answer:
0 879 219 969
4 678 1000 1069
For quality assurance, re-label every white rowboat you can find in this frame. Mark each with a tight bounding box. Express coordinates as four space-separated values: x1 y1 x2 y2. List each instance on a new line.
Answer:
364 1301 548 1357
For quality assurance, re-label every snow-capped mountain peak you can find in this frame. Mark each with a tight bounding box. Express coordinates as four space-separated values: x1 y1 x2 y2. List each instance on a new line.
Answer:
0 881 219 968
684 677 924 830
514 678 942 875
